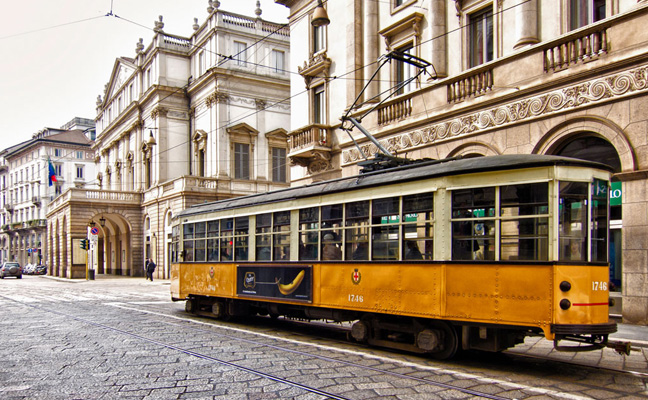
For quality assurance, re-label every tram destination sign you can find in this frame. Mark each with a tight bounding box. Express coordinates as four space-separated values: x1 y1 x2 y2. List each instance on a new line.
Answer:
237 265 312 302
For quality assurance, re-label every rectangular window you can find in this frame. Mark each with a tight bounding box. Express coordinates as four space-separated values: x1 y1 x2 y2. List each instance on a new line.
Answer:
499 183 549 261
559 182 588 261
570 0 606 30
321 204 343 260
452 187 496 260
234 41 247 66
395 45 415 95
313 25 326 53
234 143 250 180
469 7 494 68
299 208 319 261
272 147 286 183
76 151 83 159
313 85 326 124
76 166 84 179
220 218 234 261
234 217 249 261
256 213 272 261
54 148 62 157
591 179 608 262
403 193 434 260
194 222 206 262
273 211 291 261
55 164 62 177
198 50 206 75
207 220 220 261
372 198 400 260
345 201 369 260
271 50 285 73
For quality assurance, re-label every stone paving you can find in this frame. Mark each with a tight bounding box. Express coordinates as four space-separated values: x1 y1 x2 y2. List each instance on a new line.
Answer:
0 275 646 399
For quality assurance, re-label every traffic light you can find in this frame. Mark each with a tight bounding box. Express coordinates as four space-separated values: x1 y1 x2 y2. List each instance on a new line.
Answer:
80 239 89 250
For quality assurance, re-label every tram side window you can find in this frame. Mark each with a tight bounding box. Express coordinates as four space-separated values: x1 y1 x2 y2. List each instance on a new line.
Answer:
274 211 291 261
451 188 495 261
221 218 234 261
194 222 207 262
207 220 219 261
256 213 272 261
372 197 400 260
321 204 343 260
345 201 369 260
403 193 433 260
591 179 609 262
500 183 549 261
234 217 249 261
299 208 319 261
171 225 179 263
183 223 194 262
559 182 588 261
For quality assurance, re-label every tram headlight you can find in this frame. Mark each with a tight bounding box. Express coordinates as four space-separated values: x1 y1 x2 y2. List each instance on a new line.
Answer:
560 299 571 310
559 281 572 292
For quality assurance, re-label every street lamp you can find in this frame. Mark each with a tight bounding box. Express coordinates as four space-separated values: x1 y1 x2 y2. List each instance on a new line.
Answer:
99 216 106 227
311 0 330 27
88 221 96 228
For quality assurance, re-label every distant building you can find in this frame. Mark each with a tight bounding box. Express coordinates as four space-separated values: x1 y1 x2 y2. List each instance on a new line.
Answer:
0 119 96 266
46 3 290 278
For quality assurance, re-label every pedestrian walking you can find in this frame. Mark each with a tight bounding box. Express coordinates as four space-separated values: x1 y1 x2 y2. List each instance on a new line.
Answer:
144 258 150 280
146 259 157 281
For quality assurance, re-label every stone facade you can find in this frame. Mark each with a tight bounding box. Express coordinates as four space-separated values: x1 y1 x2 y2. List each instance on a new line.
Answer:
46 4 290 280
277 0 648 324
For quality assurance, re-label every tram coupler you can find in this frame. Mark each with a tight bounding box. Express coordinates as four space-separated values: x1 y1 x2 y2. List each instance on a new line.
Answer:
605 340 633 356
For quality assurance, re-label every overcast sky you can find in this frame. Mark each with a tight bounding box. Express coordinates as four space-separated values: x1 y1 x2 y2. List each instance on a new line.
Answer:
0 0 289 148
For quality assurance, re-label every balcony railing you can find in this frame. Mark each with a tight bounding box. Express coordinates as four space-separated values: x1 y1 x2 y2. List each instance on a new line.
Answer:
288 124 333 170
544 25 608 73
377 96 413 125
446 67 494 104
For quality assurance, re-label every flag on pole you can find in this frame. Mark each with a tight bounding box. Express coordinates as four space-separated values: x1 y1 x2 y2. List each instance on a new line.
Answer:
48 157 57 186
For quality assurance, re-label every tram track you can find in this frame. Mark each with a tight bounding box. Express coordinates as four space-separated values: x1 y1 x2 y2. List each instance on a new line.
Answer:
107 302 643 400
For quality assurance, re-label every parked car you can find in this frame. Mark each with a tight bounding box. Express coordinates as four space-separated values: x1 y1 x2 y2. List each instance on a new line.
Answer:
34 265 47 275
23 263 34 275
0 262 22 279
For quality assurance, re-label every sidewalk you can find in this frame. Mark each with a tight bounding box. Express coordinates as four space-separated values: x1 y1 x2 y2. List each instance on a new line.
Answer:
40 273 170 285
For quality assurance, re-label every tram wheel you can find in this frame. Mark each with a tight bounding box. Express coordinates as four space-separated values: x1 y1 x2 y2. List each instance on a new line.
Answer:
185 299 196 314
427 321 459 360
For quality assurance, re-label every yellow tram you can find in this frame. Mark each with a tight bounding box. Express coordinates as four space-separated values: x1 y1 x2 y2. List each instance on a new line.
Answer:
170 155 627 359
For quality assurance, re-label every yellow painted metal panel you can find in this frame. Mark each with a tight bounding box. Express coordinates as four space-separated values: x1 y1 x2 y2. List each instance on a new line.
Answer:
178 263 235 299
445 264 553 327
554 265 611 325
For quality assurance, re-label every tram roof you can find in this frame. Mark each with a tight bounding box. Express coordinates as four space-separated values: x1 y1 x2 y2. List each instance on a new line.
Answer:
178 154 612 218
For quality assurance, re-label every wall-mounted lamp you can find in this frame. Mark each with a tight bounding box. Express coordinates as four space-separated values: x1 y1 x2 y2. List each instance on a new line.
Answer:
147 130 157 146
311 0 330 27
88 221 96 228
99 216 106 227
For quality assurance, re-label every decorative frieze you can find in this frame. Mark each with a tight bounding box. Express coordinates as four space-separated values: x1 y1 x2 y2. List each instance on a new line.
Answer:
343 64 648 164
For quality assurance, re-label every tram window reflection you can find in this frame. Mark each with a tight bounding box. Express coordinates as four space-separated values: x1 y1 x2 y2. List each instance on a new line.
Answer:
559 182 588 261
221 218 233 261
256 213 271 261
345 201 369 260
273 211 291 261
500 183 549 261
451 188 495 261
235 217 249 261
299 208 319 261
207 220 219 261
372 198 399 260
403 193 433 260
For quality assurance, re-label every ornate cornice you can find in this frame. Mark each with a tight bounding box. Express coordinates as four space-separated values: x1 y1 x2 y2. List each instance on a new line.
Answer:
343 64 648 164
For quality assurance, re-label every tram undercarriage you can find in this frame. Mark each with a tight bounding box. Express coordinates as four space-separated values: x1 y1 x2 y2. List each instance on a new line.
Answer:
182 295 542 359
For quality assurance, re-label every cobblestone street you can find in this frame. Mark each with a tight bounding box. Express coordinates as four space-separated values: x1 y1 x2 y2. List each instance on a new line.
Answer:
0 276 646 399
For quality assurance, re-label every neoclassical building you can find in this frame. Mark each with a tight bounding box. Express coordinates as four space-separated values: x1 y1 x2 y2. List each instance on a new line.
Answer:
277 0 648 324
0 119 96 269
47 3 290 279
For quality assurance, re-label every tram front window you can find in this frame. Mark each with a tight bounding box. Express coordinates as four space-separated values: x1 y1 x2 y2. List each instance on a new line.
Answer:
559 182 588 261
591 179 609 262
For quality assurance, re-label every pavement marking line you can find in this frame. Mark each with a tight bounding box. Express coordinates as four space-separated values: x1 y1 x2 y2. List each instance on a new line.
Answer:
106 302 593 400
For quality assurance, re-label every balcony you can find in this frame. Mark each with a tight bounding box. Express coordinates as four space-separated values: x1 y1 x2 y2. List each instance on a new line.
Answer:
288 124 333 173
32 196 41 206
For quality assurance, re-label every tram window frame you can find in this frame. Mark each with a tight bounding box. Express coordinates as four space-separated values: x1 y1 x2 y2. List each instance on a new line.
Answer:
256 213 272 261
559 181 588 262
273 211 291 261
499 183 549 261
591 179 609 262
171 225 179 263
299 208 319 261
402 193 434 260
183 223 195 262
372 197 400 261
207 220 219 261
451 187 496 261
221 218 234 261
234 217 249 261
345 201 369 261
321 204 343 261
194 222 207 262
